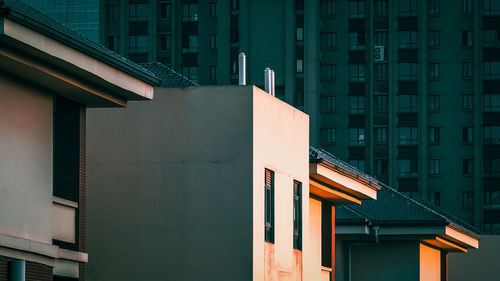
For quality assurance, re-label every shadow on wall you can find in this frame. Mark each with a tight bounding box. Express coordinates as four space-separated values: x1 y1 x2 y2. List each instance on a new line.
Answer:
449 235 500 281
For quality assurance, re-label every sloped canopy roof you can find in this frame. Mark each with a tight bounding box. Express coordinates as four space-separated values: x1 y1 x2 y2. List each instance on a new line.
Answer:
336 183 481 251
0 0 160 86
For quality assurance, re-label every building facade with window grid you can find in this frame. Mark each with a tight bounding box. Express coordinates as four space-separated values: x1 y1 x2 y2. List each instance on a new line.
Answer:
99 0 500 234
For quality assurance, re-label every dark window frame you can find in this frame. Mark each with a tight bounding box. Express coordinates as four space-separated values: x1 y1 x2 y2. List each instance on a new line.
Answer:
265 169 275 243
293 180 302 250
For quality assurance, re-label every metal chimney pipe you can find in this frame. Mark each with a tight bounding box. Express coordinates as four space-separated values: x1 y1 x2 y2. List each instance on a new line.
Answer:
239 53 246 85
264 67 271 94
270 69 275 96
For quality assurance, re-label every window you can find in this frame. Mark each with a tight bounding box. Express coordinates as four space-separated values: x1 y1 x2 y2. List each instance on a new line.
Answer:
264 169 274 243
182 35 198 53
463 191 473 208
321 201 333 268
484 126 500 144
428 191 441 206
349 64 366 82
210 66 217 81
348 96 365 114
462 0 472 15
485 158 500 175
293 180 302 250
231 0 239 10
231 28 239 43
296 60 304 73
398 63 417 80
484 30 500 47
349 0 365 18
321 64 336 81
182 66 198 82
159 34 171 51
349 160 365 171
462 127 473 144
107 36 119 51
53 96 80 203
429 160 440 176
376 127 388 144
321 0 336 17
159 2 171 20
430 95 440 112
375 159 388 176
485 191 500 205
129 35 148 53
429 63 440 80
376 64 388 80
484 223 500 234
484 0 500 15
182 3 198 21
429 0 440 15
297 28 304 41
296 91 304 107
349 32 365 50
398 31 417 49
483 62 500 80
462 62 473 79
462 159 473 176
429 31 440 48
375 95 388 112
399 0 418 16
321 32 337 49
210 2 217 18
375 0 388 16
462 31 473 47
129 3 148 21
483 94 500 112
107 5 119 21
210 34 217 49
399 127 418 145
375 31 388 46
296 0 305 10
326 96 336 112
399 159 418 177
463 94 473 112
398 95 417 113
326 128 336 144
430 127 440 144
349 128 365 146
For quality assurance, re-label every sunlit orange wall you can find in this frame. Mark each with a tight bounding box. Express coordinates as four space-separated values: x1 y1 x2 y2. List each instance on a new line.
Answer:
420 244 441 281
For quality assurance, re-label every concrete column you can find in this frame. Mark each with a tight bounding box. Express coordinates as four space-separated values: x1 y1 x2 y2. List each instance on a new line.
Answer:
284 0 295 105
388 0 398 187
419 0 429 201
304 0 320 146
472 0 483 228
9 260 25 281
217 0 231 85
367 0 375 175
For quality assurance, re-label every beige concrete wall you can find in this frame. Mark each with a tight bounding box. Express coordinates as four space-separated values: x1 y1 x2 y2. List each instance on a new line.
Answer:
252 87 309 281
449 235 500 281
305 198 323 281
419 244 440 281
87 85 309 281
347 242 420 281
0 75 53 244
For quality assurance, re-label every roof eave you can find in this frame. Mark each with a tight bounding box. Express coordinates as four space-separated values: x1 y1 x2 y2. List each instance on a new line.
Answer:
1 8 161 86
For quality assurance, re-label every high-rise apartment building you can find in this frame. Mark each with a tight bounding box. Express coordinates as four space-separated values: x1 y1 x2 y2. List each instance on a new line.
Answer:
100 0 500 233
21 0 99 41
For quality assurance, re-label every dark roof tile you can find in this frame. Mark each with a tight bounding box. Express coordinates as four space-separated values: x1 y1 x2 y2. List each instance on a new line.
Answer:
140 62 198 88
